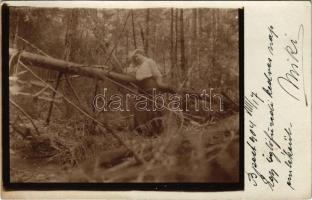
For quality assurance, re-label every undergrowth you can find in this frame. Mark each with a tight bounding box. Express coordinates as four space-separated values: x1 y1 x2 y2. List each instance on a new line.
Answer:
10 108 239 183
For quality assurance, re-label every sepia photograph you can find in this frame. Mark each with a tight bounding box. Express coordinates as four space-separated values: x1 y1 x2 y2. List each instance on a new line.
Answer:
4 5 243 190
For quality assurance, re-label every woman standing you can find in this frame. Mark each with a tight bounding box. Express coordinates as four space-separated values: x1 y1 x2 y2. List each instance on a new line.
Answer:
124 49 173 136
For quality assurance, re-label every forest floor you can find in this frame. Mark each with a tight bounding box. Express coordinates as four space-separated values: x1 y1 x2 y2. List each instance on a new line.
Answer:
10 152 68 182
9 108 240 183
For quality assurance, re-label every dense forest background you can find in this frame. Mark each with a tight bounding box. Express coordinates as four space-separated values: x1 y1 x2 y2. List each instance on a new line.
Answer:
8 7 240 183
9 7 239 91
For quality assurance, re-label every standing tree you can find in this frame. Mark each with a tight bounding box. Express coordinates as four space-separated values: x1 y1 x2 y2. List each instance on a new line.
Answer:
191 9 197 68
198 8 202 71
144 9 150 55
131 10 137 49
180 9 186 79
170 8 174 79
46 9 78 124
174 8 179 81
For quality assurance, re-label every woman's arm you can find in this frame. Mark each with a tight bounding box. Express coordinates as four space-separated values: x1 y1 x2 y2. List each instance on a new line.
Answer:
148 59 176 93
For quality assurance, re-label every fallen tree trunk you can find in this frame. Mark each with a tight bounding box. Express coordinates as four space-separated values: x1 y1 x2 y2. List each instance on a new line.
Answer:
9 48 136 83
9 48 238 111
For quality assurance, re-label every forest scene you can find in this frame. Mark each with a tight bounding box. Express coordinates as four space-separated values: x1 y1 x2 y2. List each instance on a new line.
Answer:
8 7 240 183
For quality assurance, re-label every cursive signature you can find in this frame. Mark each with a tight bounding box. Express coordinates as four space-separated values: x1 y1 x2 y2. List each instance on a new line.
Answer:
277 24 307 106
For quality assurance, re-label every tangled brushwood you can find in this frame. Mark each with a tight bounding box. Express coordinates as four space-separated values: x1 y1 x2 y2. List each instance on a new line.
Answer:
10 101 239 182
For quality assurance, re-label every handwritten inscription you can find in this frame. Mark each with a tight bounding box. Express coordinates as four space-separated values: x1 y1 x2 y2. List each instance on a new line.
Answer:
245 25 301 191
268 25 279 56
281 123 294 190
247 120 258 186
263 26 278 99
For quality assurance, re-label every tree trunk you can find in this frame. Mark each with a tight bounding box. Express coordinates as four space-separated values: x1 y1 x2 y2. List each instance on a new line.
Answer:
191 9 197 67
46 9 77 123
10 48 237 111
140 24 145 50
170 8 174 79
144 9 150 55
198 9 202 70
211 10 217 88
9 15 20 76
13 15 19 50
153 23 157 59
175 9 179 82
63 10 79 118
180 9 186 78
131 10 137 49
162 36 166 74
46 73 62 124
9 48 137 83
126 31 129 63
